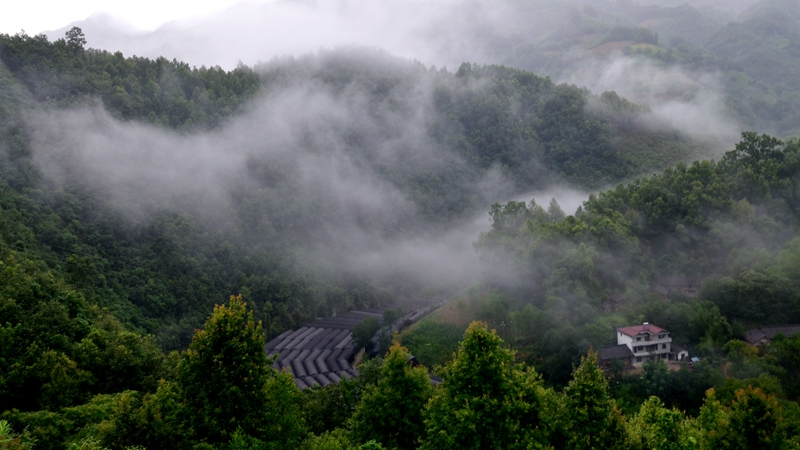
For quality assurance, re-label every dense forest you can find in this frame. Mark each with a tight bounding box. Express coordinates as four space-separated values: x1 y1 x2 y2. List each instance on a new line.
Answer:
3 1 800 447
0 28 709 350
440 131 798 390
57 0 800 139
496 0 800 139
4 297 798 450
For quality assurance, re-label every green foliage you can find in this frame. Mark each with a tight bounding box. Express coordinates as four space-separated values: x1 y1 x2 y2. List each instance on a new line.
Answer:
177 295 305 447
94 382 188 450
706 9 800 137
475 133 800 390
0 251 166 412
0 31 259 129
381 308 403 327
2 393 123 450
2 18 800 450
562 351 628 450
352 317 380 351
627 397 697 450
730 386 787 450
0 33 328 350
600 27 660 45
768 334 800 400
64 28 86 54
301 429 356 450
300 376 373 436
698 386 788 450
0 36 706 356
298 355 386 437
475 0 800 138
95 298 306 450
704 271 799 327
642 360 673 400
0 419 35 450
349 344 432 449
400 320 465 369
420 322 545 450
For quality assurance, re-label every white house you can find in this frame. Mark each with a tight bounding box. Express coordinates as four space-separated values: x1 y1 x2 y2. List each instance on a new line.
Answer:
616 322 687 366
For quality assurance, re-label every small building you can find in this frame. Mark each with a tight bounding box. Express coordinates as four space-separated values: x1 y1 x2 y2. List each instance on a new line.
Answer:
601 293 626 313
600 322 689 367
654 276 706 298
598 344 634 370
745 325 800 346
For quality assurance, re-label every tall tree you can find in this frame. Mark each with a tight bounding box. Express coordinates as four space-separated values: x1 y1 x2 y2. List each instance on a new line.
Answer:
64 27 86 53
420 321 546 450
697 386 787 450
352 317 380 351
176 295 305 447
628 396 697 450
349 344 433 449
696 389 732 450
727 386 786 450
562 351 628 450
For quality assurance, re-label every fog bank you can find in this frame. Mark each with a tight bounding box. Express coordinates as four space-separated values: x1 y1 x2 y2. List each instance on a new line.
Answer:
28 78 508 289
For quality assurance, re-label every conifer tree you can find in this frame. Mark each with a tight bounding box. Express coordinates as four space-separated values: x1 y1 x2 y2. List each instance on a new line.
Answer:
563 350 628 450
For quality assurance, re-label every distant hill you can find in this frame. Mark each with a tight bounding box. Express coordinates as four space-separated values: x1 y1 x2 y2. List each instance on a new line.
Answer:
0 31 717 349
37 0 800 140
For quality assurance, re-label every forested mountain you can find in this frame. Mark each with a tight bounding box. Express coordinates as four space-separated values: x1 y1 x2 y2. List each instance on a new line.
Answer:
471 132 800 384
2 6 800 449
0 30 708 350
499 0 800 138
47 0 800 140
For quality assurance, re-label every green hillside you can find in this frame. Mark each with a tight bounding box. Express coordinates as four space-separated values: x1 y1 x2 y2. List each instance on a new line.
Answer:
482 0 800 138
2 20 800 450
0 31 708 350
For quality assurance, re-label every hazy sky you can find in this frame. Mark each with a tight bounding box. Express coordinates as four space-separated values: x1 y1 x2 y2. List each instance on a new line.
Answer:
1 0 254 35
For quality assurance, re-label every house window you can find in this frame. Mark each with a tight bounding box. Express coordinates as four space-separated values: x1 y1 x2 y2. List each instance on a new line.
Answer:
662 344 666 349
636 357 642 362
636 337 641 341
659 334 665 339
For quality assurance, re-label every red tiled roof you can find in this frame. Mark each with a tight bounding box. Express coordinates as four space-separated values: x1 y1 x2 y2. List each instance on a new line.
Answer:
618 324 667 337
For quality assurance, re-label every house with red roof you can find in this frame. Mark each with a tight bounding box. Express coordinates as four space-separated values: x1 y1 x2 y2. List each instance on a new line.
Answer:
601 322 688 368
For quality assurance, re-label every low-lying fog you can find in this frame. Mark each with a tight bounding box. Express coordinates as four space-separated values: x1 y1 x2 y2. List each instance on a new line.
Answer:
27 77 506 289
25 0 766 290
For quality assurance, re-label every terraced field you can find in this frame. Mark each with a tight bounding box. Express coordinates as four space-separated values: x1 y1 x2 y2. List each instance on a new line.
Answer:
265 297 448 388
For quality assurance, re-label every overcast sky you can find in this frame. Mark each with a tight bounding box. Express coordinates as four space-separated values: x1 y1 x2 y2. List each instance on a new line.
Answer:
1 0 255 35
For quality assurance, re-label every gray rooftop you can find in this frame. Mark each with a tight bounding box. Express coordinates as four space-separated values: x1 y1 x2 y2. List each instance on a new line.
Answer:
599 344 634 360
745 325 800 344
264 296 449 389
